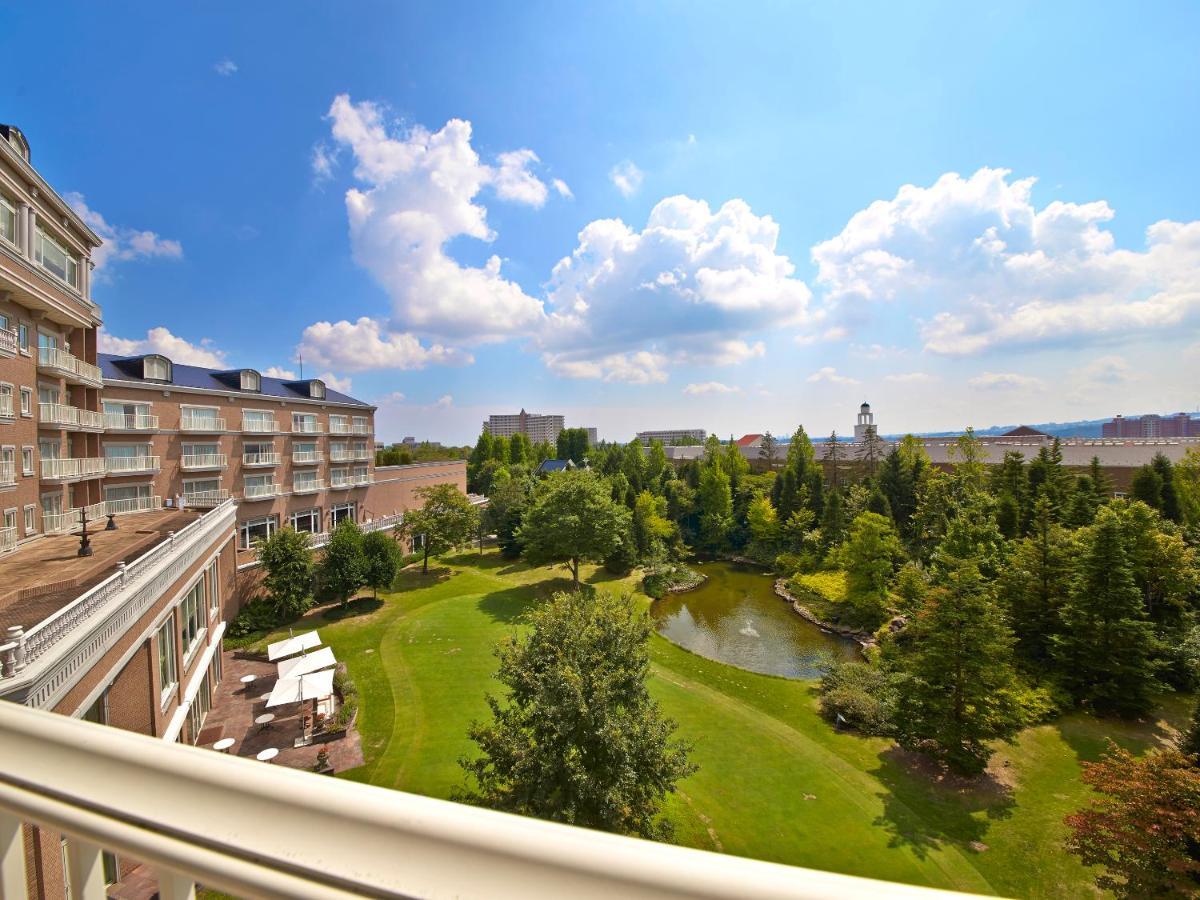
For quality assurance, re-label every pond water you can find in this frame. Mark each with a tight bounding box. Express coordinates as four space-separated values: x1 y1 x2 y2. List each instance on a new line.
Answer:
651 561 861 679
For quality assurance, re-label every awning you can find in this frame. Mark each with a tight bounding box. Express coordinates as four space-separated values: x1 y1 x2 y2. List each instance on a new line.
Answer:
265 669 335 708
266 630 321 661
276 646 336 680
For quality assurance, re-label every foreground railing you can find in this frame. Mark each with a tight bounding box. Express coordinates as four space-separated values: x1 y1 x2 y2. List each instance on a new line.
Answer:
0 499 236 708
0 704 964 900
0 326 16 357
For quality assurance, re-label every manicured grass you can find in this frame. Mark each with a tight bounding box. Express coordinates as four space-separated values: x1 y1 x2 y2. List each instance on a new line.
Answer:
256 550 1191 898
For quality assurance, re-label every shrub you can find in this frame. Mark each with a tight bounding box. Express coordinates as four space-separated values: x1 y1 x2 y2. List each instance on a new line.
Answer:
225 597 287 644
817 660 899 736
642 565 704 599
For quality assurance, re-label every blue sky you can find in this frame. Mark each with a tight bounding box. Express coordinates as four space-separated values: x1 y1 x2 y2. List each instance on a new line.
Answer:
5 2 1199 442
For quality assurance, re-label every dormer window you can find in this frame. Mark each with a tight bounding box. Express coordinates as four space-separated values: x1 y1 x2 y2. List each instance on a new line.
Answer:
309 381 325 399
3 127 30 162
143 355 172 382
240 370 261 392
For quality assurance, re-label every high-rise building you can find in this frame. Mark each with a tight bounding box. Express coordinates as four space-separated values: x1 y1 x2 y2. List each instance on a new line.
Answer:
1102 412 1200 438
484 409 565 444
636 428 706 446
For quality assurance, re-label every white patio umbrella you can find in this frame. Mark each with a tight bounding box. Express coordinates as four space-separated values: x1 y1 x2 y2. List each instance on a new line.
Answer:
266 629 322 661
276 646 336 680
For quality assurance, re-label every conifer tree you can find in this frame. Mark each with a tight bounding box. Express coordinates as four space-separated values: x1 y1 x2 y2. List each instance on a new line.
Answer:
820 488 846 550
825 431 843 489
997 498 1073 668
843 512 903 626
1152 452 1182 523
1054 506 1159 716
1131 464 1164 512
758 431 778 470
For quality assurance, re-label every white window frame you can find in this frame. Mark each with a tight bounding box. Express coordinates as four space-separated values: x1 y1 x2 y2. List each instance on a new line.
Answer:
21 447 33 476
240 370 261 391
331 502 356 527
156 617 177 709
238 514 279 551
143 356 170 381
207 559 220 615
22 504 35 535
19 387 31 416
2 508 16 533
0 194 15 246
180 404 220 425
34 227 79 288
17 322 29 354
289 508 321 534
179 578 207 664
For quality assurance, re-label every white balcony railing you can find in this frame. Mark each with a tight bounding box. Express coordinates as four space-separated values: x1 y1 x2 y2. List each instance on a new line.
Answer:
105 456 160 475
0 499 236 707
36 347 103 386
183 490 231 509
0 704 955 900
180 415 226 432
292 450 323 464
292 479 325 494
241 418 279 434
0 526 15 553
242 452 281 467
0 394 12 418
0 327 16 357
104 495 163 516
42 501 108 535
329 449 352 462
0 460 14 487
352 449 372 461
329 421 351 435
38 402 104 431
291 420 325 434
181 454 227 471
243 483 279 500
40 458 106 480
332 473 372 489
103 413 159 431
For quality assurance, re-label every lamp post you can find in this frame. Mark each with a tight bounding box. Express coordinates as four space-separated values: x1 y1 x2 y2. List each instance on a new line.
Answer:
77 507 93 557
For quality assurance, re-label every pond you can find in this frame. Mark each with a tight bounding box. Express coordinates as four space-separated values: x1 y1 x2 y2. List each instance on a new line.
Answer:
650 561 861 679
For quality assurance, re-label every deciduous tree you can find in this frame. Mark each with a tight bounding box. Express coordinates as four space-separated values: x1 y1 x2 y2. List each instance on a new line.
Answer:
518 470 629 586
259 527 314 618
402 483 481 575
317 519 365 607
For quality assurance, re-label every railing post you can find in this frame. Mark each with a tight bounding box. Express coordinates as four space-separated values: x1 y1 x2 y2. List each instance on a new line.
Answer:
0 810 28 900
64 838 106 899
116 562 127 585
3 626 25 675
156 868 197 900
168 531 176 548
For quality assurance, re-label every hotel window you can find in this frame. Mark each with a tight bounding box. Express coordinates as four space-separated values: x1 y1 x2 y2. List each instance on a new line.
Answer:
293 470 320 493
182 406 221 430
180 578 206 660
143 356 171 381
21 447 32 475
208 559 220 614
1 447 14 476
39 438 60 460
19 387 32 416
331 502 356 527
17 323 28 353
104 483 152 506
353 416 369 433
3 509 16 534
292 412 319 433
183 478 221 504
240 370 261 391
40 493 63 522
309 381 325 399
35 228 79 288
353 465 369 483
244 473 274 495
290 508 321 534
104 399 152 428
0 194 15 245
244 441 275 463
156 617 177 706
353 441 369 458
182 442 221 466
239 514 278 550
329 414 347 432
23 505 35 535
243 409 274 431
82 689 109 725
104 442 152 461
0 313 6 334
0 383 10 415
38 383 60 406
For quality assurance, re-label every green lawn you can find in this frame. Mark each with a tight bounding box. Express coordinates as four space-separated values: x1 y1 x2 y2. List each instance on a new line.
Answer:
260 550 1191 898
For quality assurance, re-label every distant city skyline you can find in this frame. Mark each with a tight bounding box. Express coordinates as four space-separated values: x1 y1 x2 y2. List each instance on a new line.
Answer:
6 3 1199 445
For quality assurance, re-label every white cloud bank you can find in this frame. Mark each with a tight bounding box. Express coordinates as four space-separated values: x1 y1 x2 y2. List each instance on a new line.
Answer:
806 366 859 386
683 381 740 395
99 327 226 367
299 317 473 372
609 160 644 198
812 167 1200 355
66 194 182 275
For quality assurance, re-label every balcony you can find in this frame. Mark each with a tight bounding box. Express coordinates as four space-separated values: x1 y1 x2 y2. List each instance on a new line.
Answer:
351 449 372 461
180 415 226 433
241 417 279 434
0 460 13 488
39 402 104 432
183 489 231 509
292 450 324 465
40 457 106 482
242 452 280 467
0 525 14 553
36 347 104 387
181 454 227 471
243 483 280 501
103 413 159 431
105 456 160 476
0 699 945 900
42 501 108 534
330 421 372 436
0 327 15 357
291 479 326 495
104 495 163 516
329 448 352 462
291 420 325 435
331 473 372 489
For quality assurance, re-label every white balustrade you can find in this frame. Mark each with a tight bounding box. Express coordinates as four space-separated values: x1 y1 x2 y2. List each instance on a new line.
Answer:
242 452 281 467
103 413 159 430
180 454 227 471
0 327 16 357
105 457 160 475
243 483 279 500
40 457 106 480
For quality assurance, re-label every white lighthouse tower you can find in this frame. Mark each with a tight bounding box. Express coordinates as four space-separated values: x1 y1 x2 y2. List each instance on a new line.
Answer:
854 401 875 441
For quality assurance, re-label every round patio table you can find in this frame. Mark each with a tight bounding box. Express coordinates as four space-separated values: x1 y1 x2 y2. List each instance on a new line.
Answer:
259 692 272 702
212 738 235 753
256 748 279 764
255 713 275 731
239 674 257 693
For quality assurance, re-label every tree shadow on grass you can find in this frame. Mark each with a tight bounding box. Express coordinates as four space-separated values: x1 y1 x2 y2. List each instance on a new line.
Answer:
870 746 1015 860
443 550 506 570
392 566 454 591
1053 698 1190 763
585 567 627 586
322 597 384 622
476 586 538 625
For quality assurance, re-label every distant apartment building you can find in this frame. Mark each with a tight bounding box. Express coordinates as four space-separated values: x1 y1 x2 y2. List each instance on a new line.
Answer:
636 428 706 446
1102 412 1200 439
484 409 565 444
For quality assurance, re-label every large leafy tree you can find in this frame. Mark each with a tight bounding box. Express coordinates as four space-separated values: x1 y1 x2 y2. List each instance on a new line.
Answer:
1131 464 1164 512
485 476 531 559
518 470 630 586
888 562 1024 774
1065 743 1200 899
555 427 591 463
459 590 696 838
696 462 733 553
317 519 365 607
259 527 315 618
361 529 402 598
1054 506 1159 716
402 483 481 574
843 512 903 627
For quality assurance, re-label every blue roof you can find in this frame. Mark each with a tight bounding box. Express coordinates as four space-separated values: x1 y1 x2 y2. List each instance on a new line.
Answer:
98 353 372 408
535 458 577 474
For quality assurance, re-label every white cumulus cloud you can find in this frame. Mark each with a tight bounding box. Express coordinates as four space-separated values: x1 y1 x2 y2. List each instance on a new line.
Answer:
543 350 669 384
299 317 473 373
806 366 860 386
263 366 296 379
214 59 238 76
66 193 182 275
812 167 1200 355
99 327 226 368
551 178 573 200
609 160 644 198
320 372 353 394
683 381 740 395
